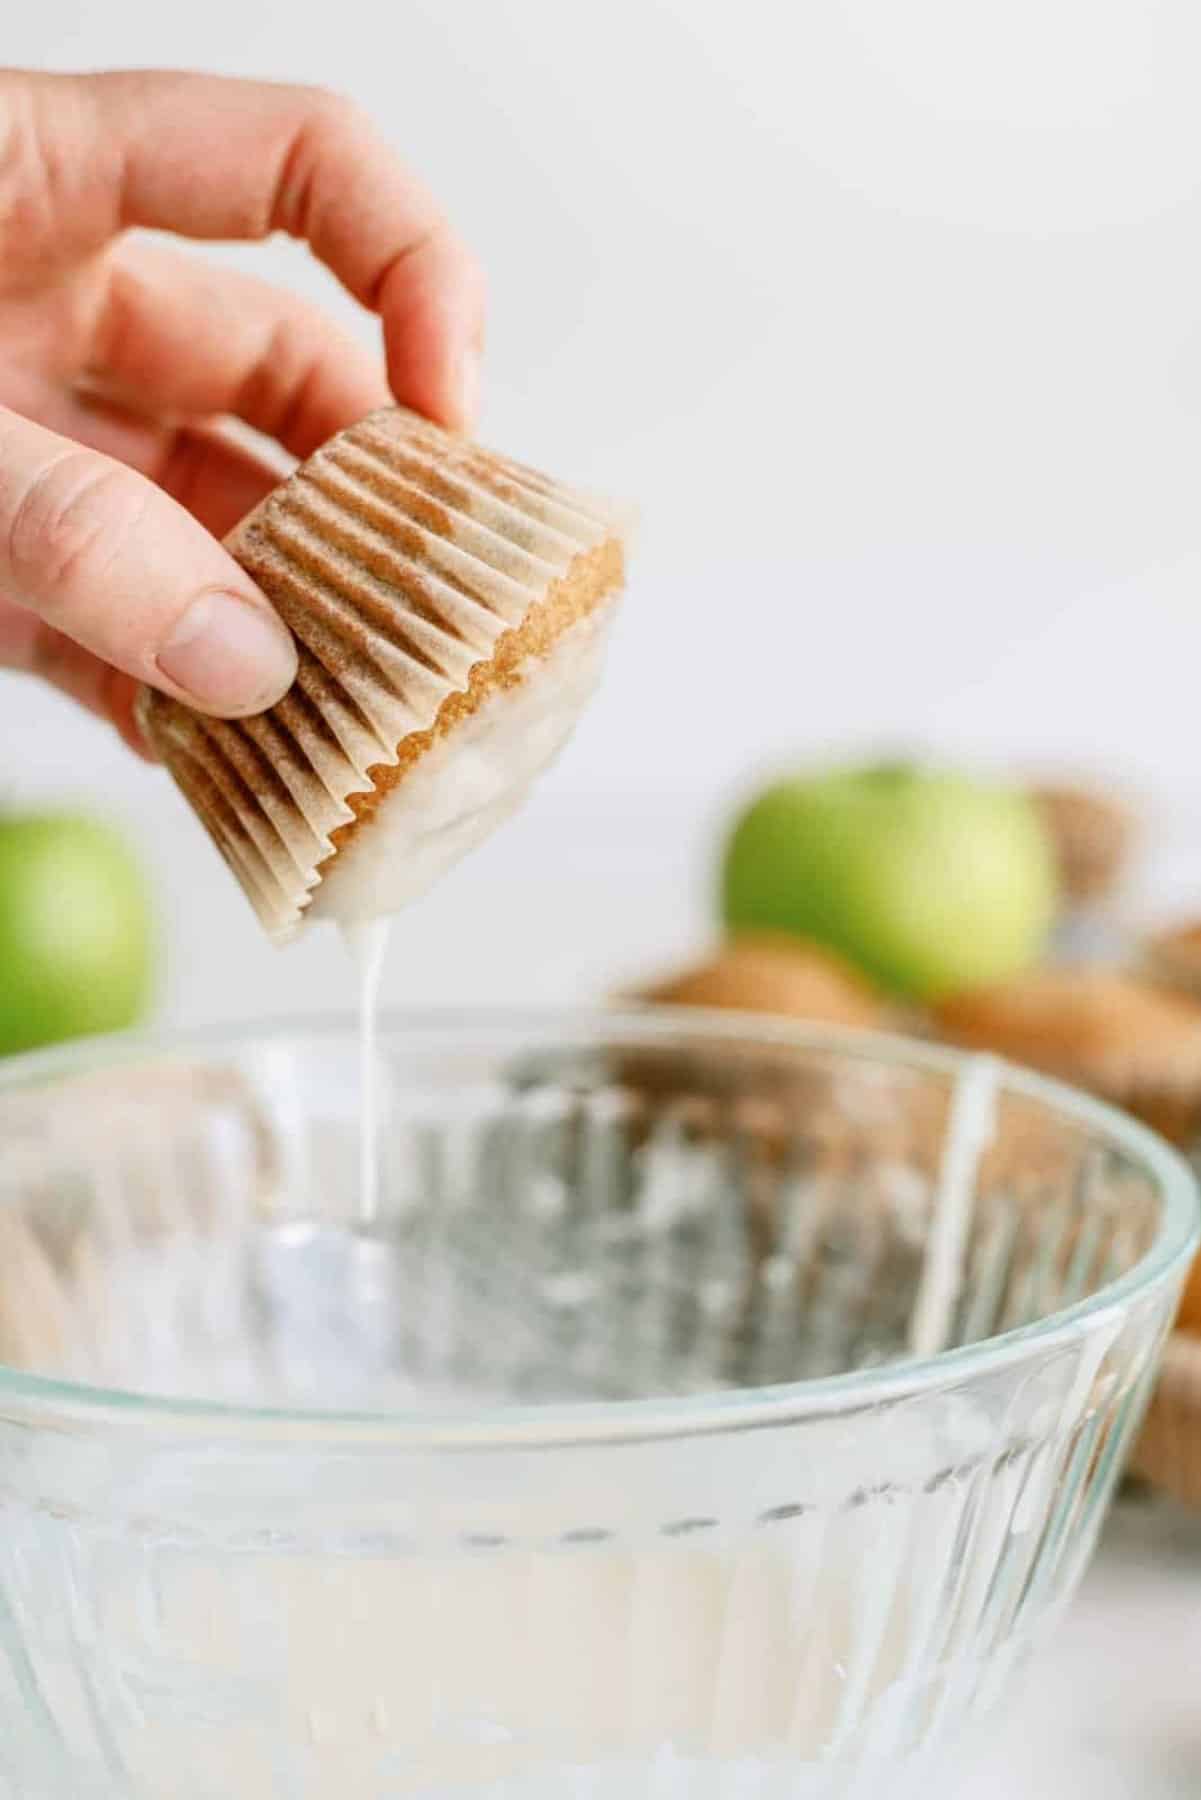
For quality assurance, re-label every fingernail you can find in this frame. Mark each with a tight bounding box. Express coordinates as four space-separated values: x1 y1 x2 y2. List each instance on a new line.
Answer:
156 592 297 715
457 346 481 432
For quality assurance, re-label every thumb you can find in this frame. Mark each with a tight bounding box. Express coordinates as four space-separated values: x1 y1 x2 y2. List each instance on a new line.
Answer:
0 406 296 716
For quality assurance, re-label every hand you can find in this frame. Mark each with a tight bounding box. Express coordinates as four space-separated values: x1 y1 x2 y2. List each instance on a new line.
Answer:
0 70 485 753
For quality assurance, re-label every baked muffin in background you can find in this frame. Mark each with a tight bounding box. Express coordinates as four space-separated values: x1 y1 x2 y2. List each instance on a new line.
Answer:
1027 781 1137 911
633 934 891 1032
1143 919 1201 1005
1177 1259 1201 1334
1148 944 1201 1332
619 935 899 1172
935 968 1201 1149
935 967 1201 1338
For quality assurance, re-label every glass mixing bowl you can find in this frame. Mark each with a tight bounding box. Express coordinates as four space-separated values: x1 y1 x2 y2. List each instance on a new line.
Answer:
0 1012 1193 1799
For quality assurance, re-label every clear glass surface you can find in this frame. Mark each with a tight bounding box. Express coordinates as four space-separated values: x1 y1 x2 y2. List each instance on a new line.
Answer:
0 1011 1194 1799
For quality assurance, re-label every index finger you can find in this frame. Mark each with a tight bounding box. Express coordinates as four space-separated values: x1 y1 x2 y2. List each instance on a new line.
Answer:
7 69 486 430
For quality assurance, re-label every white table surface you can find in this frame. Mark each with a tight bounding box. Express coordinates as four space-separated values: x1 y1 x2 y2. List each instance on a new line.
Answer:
962 1494 1201 1797
111 794 1201 1795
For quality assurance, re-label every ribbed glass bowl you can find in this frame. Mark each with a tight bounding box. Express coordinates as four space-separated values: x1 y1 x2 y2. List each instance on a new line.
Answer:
0 1011 1194 1799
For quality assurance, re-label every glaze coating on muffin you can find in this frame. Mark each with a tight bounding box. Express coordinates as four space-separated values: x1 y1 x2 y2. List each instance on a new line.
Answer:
140 409 627 939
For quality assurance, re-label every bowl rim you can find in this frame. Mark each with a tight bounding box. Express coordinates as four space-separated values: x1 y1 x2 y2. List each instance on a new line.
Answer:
0 1006 1195 1450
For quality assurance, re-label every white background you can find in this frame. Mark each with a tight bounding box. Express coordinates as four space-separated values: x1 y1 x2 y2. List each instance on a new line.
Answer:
2 0 1201 1019
3 14 1201 1794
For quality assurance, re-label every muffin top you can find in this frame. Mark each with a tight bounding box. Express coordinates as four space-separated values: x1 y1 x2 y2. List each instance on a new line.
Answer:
935 968 1201 1104
636 934 888 1032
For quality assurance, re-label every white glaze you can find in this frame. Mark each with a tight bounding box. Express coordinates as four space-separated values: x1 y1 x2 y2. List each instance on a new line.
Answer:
908 1055 998 1359
341 920 391 1222
310 613 611 925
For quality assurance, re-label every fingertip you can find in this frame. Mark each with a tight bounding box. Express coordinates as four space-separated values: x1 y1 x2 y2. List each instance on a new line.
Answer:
379 236 486 435
453 342 482 435
153 590 298 718
450 275 487 434
386 330 482 436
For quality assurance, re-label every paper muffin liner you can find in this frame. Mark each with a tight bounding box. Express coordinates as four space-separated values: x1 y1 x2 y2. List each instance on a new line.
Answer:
139 408 627 940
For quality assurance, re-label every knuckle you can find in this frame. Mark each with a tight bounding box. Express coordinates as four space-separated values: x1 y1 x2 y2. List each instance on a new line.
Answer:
238 311 300 413
273 86 369 240
0 82 48 255
6 451 144 617
298 84 364 143
0 75 113 272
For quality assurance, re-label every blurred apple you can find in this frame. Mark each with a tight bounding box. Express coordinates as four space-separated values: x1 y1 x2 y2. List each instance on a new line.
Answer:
0 812 155 1056
722 763 1056 1001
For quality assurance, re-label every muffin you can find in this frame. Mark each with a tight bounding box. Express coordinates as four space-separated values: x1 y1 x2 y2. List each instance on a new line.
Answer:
935 969 1201 1149
140 408 628 940
1143 920 1201 1004
1027 782 1135 910
633 935 889 1032
1131 1331 1201 1504
618 936 924 1182
1177 1260 1201 1334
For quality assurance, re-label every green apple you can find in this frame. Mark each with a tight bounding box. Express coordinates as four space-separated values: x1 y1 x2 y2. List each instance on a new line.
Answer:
0 812 155 1056
722 763 1057 1000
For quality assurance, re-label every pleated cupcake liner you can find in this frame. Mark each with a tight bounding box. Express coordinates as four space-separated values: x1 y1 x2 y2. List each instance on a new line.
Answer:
140 408 626 940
